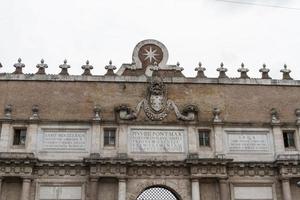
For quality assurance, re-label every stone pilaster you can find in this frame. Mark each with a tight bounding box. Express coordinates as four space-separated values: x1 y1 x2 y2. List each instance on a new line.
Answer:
118 125 128 154
0 177 3 197
118 178 126 200
91 122 101 153
219 179 230 200
282 179 292 200
0 122 11 151
20 178 31 200
188 125 198 154
272 124 285 156
191 179 200 200
27 123 38 153
213 123 224 156
90 178 99 200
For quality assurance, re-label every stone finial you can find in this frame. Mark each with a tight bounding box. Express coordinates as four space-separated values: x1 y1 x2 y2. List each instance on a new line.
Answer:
36 59 48 75
195 62 207 78
237 63 249 78
93 105 101 121
59 59 70 75
259 64 271 79
0 62 2 68
13 58 25 74
4 104 12 119
81 60 93 76
295 109 300 125
270 108 280 124
175 62 184 71
212 107 222 123
104 60 117 76
280 64 293 80
217 62 228 78
30 105 39 120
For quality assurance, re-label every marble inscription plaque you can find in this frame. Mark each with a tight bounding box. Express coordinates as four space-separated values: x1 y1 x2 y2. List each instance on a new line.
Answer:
228 132 270 152
130 128 185 153
42 129 87 151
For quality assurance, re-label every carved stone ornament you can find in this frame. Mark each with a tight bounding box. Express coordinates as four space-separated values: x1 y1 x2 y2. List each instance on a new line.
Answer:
4 104 12 119
116 70 198 121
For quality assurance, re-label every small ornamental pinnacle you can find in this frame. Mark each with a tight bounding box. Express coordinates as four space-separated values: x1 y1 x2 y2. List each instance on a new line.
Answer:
212 107 222 123
0 62 2 68
295 109 300 125
13 58 25 74
270 108 280 125
175 62 184 71
237 63 249 79
4 104 12 119
36 59 48 75
259 64 271 79
195 62 207 78
217 62 228 78
104 60 117 76
93 105 101 121
30 105 39 120
59 59 70 75
280 64 293 80
81 60 93 76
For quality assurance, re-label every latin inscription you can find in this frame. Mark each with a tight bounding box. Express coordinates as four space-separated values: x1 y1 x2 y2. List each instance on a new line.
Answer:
130 128 185 153
42 130 87 151
228 132 269 152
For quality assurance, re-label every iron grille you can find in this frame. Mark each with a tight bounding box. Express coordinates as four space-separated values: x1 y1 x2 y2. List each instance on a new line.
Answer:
137 187 178 200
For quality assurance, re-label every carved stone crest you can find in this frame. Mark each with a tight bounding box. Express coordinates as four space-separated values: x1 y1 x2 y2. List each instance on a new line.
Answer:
116 67 198 121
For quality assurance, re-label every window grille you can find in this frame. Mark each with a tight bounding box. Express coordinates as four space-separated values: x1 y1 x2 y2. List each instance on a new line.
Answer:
137 187 178 200
199 129 210 147
283 130 296 148
104 128 116 146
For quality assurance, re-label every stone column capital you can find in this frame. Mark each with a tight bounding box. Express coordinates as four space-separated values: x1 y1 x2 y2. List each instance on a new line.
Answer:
118 178 127 182
191 178 199 182
90 177 99 182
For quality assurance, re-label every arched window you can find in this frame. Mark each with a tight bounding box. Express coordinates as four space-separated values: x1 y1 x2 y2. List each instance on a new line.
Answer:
136 186 179 200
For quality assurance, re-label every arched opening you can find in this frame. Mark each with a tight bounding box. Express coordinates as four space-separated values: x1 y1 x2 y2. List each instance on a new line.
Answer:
136 185 180 200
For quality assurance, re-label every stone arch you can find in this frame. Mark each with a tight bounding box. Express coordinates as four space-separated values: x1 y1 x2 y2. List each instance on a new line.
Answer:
128 180 185 200
136 185 181 200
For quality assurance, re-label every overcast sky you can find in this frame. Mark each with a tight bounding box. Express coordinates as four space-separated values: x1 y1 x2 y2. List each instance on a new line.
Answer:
0 0 300 79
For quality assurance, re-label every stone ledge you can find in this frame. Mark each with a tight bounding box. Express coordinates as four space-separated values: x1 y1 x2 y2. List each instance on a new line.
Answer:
1 73 300 86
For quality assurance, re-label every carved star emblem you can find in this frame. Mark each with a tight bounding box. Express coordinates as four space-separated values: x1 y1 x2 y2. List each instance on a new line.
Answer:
142 46 159 62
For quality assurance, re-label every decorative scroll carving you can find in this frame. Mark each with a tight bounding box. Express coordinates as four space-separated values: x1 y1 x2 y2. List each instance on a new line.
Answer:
116 68 198 121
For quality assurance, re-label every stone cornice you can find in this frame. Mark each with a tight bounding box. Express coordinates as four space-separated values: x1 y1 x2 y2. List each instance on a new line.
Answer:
1 73 300 86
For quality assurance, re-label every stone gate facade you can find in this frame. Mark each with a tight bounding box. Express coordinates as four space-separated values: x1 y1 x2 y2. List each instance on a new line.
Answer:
0 39 300 200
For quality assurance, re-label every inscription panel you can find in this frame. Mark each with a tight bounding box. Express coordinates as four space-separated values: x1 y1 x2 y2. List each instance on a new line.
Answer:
130 128 185 153
227 131 270 153
41 129 87 152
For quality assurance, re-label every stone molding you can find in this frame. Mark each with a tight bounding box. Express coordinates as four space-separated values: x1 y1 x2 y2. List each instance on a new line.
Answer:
1 74 300 86
0 154 300 180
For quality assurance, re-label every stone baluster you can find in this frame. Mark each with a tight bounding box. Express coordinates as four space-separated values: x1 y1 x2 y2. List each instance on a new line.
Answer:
219 179 230 200
118 178 126 200
191 179 201 200
20 178 31 200
90 178 99 200
282 178 292 200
